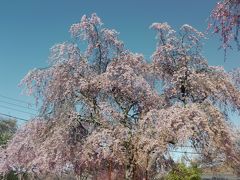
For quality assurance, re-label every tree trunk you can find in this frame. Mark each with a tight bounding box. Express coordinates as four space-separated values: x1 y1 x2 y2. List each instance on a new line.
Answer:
108 161 112 180
125 149 136 180
93 167 98 180
125 163 135 180
18 174 22 180
125 129 135 180
145 170 148 180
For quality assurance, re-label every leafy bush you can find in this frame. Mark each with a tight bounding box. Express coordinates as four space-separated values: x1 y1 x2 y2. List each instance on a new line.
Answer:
166 163 201 180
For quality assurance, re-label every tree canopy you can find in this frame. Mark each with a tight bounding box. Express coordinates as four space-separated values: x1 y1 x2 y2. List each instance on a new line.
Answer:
0 13 240 180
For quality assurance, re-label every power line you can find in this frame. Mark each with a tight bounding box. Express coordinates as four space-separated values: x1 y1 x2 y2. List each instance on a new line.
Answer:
170 150 202 155
0 112 28 122
178 145 203 149
0 94 33 106
0 100 37 112
0 104 36 116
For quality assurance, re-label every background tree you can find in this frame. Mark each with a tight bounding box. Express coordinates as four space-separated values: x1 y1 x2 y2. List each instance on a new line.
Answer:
0 117 19 180
0 117 17 147
0 14 239 180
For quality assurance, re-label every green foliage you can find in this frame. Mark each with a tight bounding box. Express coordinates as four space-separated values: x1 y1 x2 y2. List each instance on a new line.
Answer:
0 118 18 180
0 118 17 146
0 172 30 180
0 171 19 180
165 163 201 180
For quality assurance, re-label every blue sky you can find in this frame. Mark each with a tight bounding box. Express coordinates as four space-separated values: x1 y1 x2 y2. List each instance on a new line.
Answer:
0 0 239 125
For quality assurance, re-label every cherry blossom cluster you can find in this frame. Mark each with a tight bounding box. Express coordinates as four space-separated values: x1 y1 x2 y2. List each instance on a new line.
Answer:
210 0 240 53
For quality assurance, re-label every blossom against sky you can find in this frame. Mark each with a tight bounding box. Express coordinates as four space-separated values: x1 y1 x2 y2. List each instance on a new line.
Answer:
0 0 239 124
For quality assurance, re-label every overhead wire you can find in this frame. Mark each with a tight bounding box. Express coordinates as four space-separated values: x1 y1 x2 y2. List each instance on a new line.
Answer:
0 112 29 122
0 99 37 112
0 104 36 116
0 93 37 117
170 150 202 155
0 93 33 106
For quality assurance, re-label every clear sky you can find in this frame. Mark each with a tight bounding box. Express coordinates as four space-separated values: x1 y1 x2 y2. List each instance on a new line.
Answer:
0 0 239 125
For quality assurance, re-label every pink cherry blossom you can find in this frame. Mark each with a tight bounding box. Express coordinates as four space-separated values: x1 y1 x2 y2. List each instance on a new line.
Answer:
210 0 240 55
